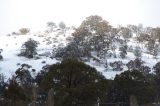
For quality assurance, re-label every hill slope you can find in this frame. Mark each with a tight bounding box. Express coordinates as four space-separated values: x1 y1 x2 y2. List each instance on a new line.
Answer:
0 24 160 79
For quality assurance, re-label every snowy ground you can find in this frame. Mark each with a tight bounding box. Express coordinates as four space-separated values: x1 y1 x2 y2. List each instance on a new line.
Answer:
0 29 73 78
0 28 159 80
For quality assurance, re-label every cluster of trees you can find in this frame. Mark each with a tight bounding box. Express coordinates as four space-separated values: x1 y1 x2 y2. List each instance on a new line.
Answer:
0 59 160 106
0 59 108 106
54 15 160 63
12 15 160 72
1 15 160 105
55 15 113 60
46 21 66 33
103 58 151 73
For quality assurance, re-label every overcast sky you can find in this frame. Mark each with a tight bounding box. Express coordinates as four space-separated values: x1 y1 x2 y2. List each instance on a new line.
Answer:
0 0 160 35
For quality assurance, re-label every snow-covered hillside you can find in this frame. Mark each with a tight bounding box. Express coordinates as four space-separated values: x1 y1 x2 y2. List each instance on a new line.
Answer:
0 25 160 80
0 27 74 78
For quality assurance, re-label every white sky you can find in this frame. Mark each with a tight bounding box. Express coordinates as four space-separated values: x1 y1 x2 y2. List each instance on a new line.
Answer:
0 0 160 35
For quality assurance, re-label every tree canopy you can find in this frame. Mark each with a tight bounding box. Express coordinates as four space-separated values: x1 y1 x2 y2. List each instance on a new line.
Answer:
39 59 109 106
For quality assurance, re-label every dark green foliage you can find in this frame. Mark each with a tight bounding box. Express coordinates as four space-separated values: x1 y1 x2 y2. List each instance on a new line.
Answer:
35 65 50 85
114 70 156 105
153 62 160 87
106 85 130 106
153 62 160 103
39 59 109 106
1 60 160 105
4 78 28 105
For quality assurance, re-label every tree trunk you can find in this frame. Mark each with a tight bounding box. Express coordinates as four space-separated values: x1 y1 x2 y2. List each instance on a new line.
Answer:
130 95 138 106
32 84 37 106
47 88 54 106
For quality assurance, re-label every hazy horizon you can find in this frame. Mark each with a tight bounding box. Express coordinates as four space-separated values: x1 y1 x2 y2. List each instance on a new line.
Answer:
1 0 160 35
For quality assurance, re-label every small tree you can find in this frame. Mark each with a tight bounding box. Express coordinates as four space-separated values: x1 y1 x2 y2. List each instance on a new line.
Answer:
46 22 56 33
59 22 66 29
120 27 132 41
0 49 3 60
19 38 39 58
134 46 142 58
119 45 127 59
15 64 33 87
153 44 159 59
146 39 156 54
55 40 91 60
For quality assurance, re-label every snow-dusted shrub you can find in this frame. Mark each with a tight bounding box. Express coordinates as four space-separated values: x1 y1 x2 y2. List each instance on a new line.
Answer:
39 52 51 57
41 61 46 64
19 28 30 35
126 58 151 75
133 46 142 58
46 21 57 33
126 58 144 71
59 21 66 29
127 46 134 52
92 56 103 66
46 41 52 45
17 63 21 66
34 55 41 60
106 51 113 58
0 55 3 60
110 61 123 71
119 45 127 59
0 49 3 60
55 41 91 60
